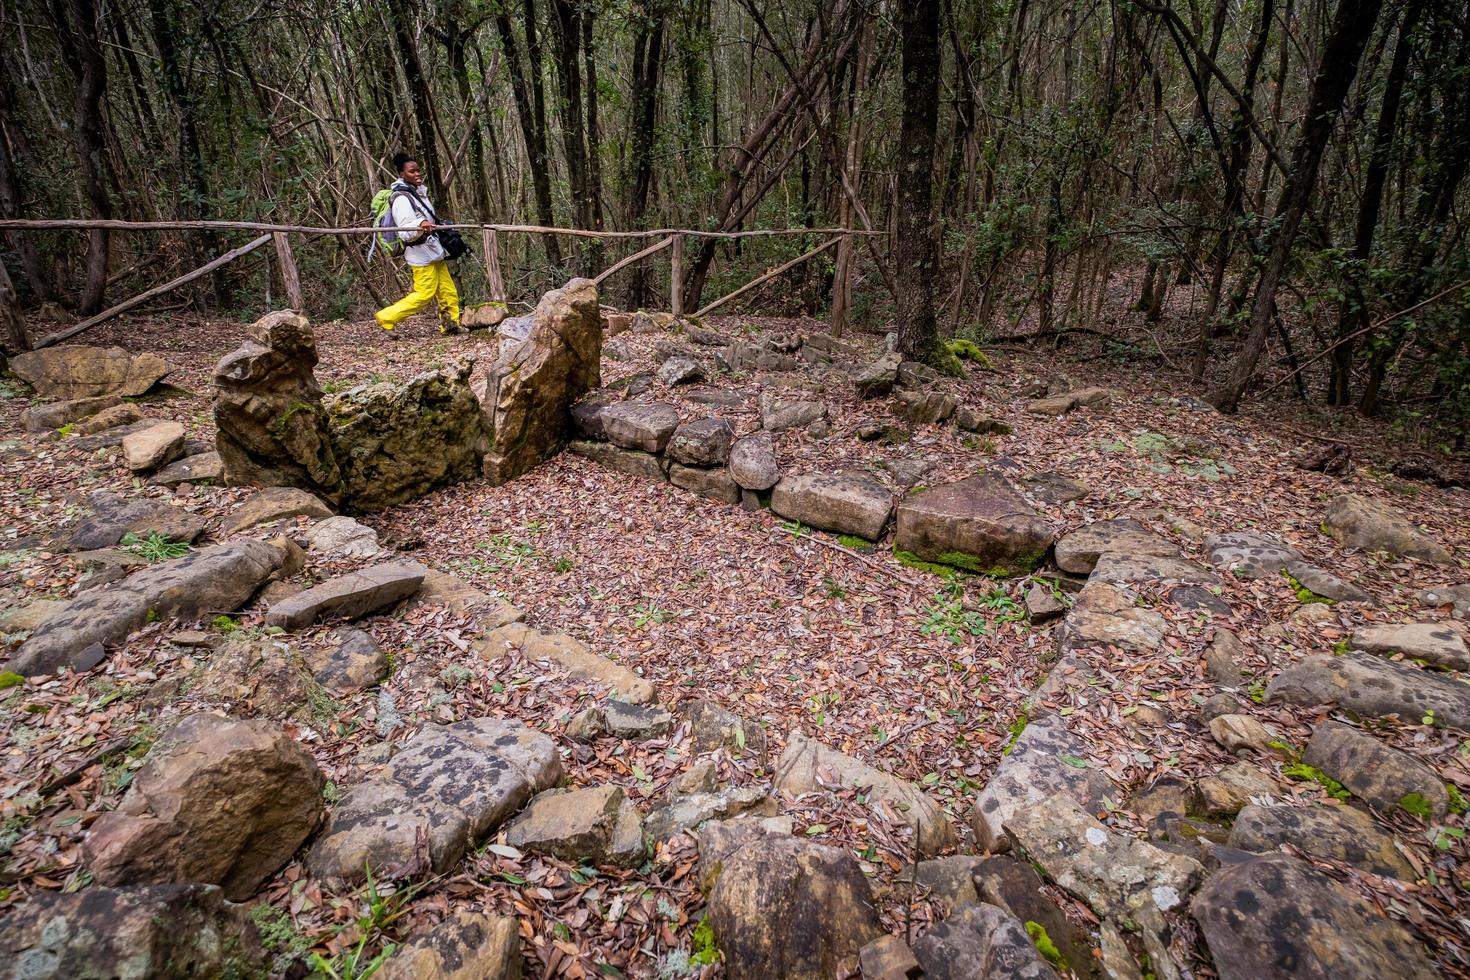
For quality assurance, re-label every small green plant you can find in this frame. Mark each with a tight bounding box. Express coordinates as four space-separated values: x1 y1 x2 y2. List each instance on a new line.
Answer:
0 672 23 690
1434 826 1466 851
56 423 75 437
120 531 190 562
308 867 423 979
1447 783 1468 815
250 903 313 973
550 555 574 574
1282 762 1351 802
1002 711 1030 755
1283 571 1333 605
1246 681 1266 703
1400 792 1434 819
1026 921 1066 969
977 586 1023 622
212 615 238 633
822 576 847 599
633 603 672 627
690 916 720 966
919 583 987 644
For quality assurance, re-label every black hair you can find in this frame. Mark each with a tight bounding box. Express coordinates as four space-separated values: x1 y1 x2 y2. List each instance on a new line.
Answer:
392 152 417 173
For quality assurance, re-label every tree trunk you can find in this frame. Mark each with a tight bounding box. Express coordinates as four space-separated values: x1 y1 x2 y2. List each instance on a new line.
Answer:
894 0 942 364
625 5 666 308
389 3 444 203
1210 0 1384 412
494 9 562 269
51 0 113 314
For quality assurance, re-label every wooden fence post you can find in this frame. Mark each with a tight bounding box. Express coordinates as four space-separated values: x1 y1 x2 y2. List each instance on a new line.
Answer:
482 227 506 302
272 232 305 312
670 234 685 315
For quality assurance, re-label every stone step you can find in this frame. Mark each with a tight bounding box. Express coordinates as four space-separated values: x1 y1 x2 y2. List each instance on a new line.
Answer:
264 561 426 630
770 471 892 541
477 622 655 704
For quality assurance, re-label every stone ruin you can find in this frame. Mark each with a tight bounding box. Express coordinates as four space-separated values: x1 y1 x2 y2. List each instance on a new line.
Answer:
211 278 601 512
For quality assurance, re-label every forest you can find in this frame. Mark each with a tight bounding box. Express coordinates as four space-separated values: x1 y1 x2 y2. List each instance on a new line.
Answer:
2 0 1469 422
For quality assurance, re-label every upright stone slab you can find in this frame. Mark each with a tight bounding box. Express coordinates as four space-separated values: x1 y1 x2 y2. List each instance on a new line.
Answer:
895 472 1054 575
479 278 602 485
212 311 342 501
327 362 484 512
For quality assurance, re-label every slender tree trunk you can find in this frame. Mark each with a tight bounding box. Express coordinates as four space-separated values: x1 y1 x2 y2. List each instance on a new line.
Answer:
1210 0 1385 412
53 0 112 314
494 10 562 268
389 3 444 202
0 65 53 304
582 3 605 271
895 0 942 364
625 5 666 308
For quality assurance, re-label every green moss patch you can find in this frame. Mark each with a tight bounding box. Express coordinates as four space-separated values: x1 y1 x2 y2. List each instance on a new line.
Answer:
1026 921 1066 969
1282 762 1351 802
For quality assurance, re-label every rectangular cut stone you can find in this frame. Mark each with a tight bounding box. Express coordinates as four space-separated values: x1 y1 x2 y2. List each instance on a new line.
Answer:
600 402 679 453
895 473 1053 575
265 562 426 630
670 464 741 504
568 439 668 482
770 472 892 541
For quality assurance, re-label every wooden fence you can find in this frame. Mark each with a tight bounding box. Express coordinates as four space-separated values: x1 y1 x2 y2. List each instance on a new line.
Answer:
0 218 882 350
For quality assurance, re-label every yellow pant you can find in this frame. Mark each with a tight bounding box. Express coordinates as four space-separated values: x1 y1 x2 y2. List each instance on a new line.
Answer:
376 260 460 328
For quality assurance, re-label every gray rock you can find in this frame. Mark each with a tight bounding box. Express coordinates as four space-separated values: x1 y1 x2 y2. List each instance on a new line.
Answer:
898 855 983 913
729 431 780 490
1352 621 1469 671
859 936 921 980
478 622 656 704
568 439 667 482
20 393 122 433
895 473 1054 576
667 759 719 798
695 814 795 890
603 700 674 739
68 419 152 451
0 884 264 979
122 421 186 473
1027 386 1112 416
303 515 382 559
658 355 705 386
1005 795 1203 917
971 855 1095 976
1323 493 1453 564
601 402 679 453
1192 854 1437 980
1303 720 1448 817
1090 552 1219 586
83 714 324 901
1227 803 1414 879
1418 583 1470 619
771 471 893 541
1267 651 1470 728
706 836 883 979
1056 519 1178 574
1019 471 1088 504
644 787 776 840
1208 714 1276 754
149 451 224 488
775 731 954 855
955 407 1012 435
687 699 767 757
912 903 1060 980
685 388 747 409
570 395 613 440
668 417 733 466
971 713 1115 852
1193 762 1279 819
759 393 826 430
505 784 644 867
7 540 283 677
308 718 561 887
12 345 175 400
896 361 940 389
1204 531 1301 579
670 463 741 504
52 490 206 552
1204 630 1246 687
896 390 957 425
852 352 902 398
1025 583 1067 623
265 561 426 630
378 911 519 980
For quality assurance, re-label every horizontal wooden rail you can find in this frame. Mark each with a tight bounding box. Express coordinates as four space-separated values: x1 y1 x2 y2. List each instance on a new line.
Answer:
0 218 885 240
592 236 673 285
694 235 843 318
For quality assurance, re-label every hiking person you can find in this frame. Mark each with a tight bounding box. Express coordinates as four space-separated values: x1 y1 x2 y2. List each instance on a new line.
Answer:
374 152 463 335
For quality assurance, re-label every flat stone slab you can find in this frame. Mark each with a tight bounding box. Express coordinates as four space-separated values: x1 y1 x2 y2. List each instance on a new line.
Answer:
1267 651 1470 729
895 472 1053 575
149 451 223 487
122 421 185 473
1019 471 1088 503
1055 518 1177 574
477 622 655 703
970 714 1116 852
1006 795 1202 917
7 539 283 676
265 561 425 630
568 439 667 482
308 718 560 887
775 731 954 855
20 394 121 432
222 486 333 534
771 471 892 541
759 393 826 430
379 911 518 980
1352 622 1469 671
601 402 678 453
1227 803 1413 879
1205 530 1371 601
52 490 206 552
1090 552 1219 586
1058 581 1166 655
645 788 779 842
670 463 741 504
1323 492 1452 564
11 344 175 399
1303 720 1448 818
1419 583 1470 619
1192 854 1436 980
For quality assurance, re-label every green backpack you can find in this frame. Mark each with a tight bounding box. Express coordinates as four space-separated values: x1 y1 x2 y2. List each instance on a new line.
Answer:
369 188 426 258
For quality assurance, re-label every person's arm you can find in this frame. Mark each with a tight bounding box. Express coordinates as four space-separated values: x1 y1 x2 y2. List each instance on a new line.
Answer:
390 194 432 243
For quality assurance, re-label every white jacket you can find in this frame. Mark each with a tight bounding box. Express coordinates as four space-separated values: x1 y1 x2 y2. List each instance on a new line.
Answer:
389 181 446 267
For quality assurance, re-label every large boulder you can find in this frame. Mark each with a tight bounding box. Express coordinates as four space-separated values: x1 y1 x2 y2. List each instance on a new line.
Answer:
7 539 283 677
771 471 893 541
0 884 264 979
84 713 324 900
706 835 884 980
1323 493 1453 564
328 361 485 512
212 311 342 501
1192 854 1436 980
775 731 954 854
478 278 601 485
308 718 561 887
1266 651 1470 728
11 345 175 399
895 473 1054 575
